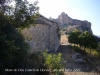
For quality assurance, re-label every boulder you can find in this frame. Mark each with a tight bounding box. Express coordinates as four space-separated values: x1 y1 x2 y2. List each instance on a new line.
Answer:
72 53 81 60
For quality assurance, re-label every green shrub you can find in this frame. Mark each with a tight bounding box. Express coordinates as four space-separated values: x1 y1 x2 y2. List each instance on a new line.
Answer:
25 51 65 75
43 51 65 75
93 50 100 58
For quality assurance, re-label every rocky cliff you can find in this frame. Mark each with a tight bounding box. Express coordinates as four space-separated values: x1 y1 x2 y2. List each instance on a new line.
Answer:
49 12 93 34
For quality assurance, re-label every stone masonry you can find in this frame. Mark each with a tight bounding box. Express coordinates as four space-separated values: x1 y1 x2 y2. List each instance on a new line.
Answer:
22 15 60 53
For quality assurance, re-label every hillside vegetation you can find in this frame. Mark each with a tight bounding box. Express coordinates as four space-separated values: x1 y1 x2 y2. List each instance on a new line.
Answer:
67 30 100 72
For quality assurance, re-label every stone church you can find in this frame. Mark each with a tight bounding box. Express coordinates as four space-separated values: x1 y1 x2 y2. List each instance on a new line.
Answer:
22 15 60 53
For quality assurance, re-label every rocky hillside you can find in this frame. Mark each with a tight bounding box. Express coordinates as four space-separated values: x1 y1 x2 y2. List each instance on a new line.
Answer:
49 12 93 34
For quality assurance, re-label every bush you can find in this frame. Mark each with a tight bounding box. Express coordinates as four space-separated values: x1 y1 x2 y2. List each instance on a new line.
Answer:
93 50 100 58
25 51 65 75
43 51 65 75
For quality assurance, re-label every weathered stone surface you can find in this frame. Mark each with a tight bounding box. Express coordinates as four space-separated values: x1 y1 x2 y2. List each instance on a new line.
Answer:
50 12 93 34
22 15 60 53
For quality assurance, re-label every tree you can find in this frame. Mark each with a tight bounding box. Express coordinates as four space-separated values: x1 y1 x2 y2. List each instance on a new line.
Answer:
78 32 89 51
79 31 98 54
88 34 98 54
73 30 82 46
68 29 81 46
0 16 29 75
78 35 85 49
0 0 39 29
0 0 39 75
68 30 98 54
97 42 100 51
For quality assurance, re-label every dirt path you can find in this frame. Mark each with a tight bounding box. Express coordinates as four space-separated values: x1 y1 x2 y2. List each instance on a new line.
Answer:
55 35 100 75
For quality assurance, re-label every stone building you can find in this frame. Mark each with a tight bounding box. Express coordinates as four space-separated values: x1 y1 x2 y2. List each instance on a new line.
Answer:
22 15 60 53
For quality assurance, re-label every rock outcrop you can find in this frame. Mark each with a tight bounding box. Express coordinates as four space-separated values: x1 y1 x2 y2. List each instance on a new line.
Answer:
50 12 93 34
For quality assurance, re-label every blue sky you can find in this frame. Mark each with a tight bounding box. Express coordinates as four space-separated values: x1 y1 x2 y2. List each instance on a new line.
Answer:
28 0 100 35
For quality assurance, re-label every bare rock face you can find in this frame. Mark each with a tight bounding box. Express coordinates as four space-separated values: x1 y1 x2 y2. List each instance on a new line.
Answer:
58 12 73 25
50 12 93 34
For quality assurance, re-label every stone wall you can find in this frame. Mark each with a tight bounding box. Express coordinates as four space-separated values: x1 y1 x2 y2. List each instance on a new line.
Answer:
22 15 60 53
